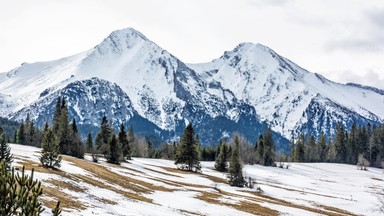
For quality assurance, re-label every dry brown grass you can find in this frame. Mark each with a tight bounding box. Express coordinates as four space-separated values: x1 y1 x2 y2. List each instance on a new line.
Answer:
42 186 87 210
243 191 357 216
200 174 228 184
144 167 182 178
63 156 173 193
196 191 279 216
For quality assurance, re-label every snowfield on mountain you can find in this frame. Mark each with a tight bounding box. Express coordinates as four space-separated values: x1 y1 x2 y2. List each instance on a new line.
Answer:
0 28 383 146
10 143 384 216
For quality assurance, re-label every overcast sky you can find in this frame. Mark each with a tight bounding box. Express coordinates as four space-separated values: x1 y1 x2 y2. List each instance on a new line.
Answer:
1 0 384 89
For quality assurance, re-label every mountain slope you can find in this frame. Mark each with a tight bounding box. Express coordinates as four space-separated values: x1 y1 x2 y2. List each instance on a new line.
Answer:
0 28 383 145
188 43 384 138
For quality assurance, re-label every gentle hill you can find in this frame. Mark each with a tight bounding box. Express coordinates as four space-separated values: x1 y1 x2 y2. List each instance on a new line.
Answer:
9 144 383 215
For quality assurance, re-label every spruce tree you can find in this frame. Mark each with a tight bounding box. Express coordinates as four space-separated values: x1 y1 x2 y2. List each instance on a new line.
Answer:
86 132 93 153
118 124 131 160
228 135 244 187
214 140 228 172
0 130 13 170
335 122 347 163
256 134 264 165
107 135 121 165
175 123 200 172
263 128 275 166
0 161 62 215
96 116 112 156
17 121 26 144
40 128 62 169
52 97 62 134
318 132 327 162
58 98 70 155
307 134 317 162
296 133 306 162
69 118 84 159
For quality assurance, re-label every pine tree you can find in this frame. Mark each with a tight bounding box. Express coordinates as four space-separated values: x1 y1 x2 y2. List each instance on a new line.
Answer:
0 129 13 170
307 134 317 162
263 128 275 166
118 124 131 160
107 135 121 165
175 123 200 172
214 140 228 172
318 132 327 162
86 132 93 153
296 133 306 162
0 161 62 215
52 97 62 134
69 118 84 159
58 98 70 155
40 128 62 169
228 135 244 187
256 134 264 165
17 121 26 144
96 116 112 156
335 122 347 163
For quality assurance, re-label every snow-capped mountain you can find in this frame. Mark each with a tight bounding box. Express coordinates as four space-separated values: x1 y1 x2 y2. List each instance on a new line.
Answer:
0 28 383 146
189 43 384 138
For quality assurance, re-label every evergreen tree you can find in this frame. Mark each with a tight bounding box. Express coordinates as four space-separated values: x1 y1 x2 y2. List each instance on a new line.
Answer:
318 132 327 162
175 123 200 172
348 122 358 164
107 135 121 165
290 137 296 162
17 121 25 144
40 128 62 169
0 130 13 170
52 97 62 134
296 133 306 162
0 161 62 215
228 135 244 187
334 122 347 163
307 134 317 162
118 124 131 160
256 134 264 165
58 98 70 155
96 116 112 156
85 132 93 153
214 140 228 172
263 128 275 166
69 118 84 159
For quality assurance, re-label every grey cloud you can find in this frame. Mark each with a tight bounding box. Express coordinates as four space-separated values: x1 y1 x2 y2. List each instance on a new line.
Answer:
325 7 384 53
335 70 384 90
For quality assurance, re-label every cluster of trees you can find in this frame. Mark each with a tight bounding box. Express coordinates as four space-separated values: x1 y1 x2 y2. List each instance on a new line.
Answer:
0 126 61 215
92 116 133 165
290 122 384 168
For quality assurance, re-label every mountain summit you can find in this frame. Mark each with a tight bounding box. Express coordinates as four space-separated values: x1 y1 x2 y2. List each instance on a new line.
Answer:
0 28 383 147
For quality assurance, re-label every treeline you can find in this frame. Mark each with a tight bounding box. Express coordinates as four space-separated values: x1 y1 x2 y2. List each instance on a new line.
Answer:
290 122 384 168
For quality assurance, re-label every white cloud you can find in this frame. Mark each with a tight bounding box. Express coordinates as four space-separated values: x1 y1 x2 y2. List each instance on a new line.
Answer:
0 0 383 90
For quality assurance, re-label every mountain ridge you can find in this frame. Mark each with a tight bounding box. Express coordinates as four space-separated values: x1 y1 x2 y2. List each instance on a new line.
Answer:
0 27 383 146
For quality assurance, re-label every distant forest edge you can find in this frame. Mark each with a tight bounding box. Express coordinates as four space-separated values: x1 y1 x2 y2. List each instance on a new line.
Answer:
1 97 384 168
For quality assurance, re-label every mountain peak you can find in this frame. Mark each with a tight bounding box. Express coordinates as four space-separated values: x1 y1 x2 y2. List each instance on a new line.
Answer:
109 27 148 41
92 27 149 56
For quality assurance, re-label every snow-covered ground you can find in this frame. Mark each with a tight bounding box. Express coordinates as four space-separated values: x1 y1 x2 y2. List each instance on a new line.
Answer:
9 144 384 215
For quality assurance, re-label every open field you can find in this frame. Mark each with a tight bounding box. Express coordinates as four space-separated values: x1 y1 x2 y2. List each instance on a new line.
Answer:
10 144 384 215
